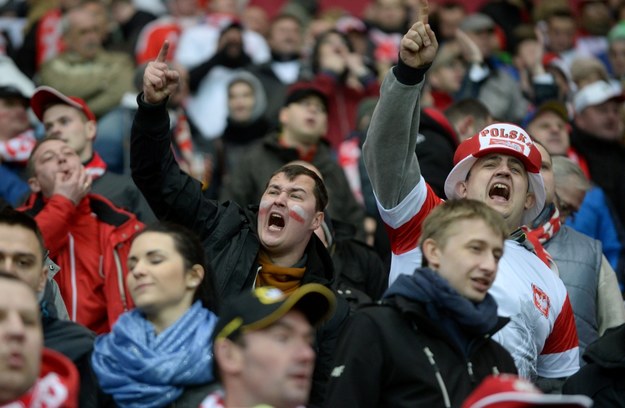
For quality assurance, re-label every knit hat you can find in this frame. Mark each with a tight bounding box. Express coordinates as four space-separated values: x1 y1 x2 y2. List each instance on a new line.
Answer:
30 86 96 122
462 374 593 408
573 80 625 113
213 283 336 341
608 21 625 44
444 123 545 225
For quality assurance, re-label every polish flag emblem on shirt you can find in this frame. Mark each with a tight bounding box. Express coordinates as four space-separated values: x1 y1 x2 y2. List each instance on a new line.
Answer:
532 283 550 318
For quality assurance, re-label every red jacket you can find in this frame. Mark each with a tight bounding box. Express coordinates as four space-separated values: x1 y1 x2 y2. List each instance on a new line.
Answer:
3 348 79 408
312 72 380 152
20 193 144 333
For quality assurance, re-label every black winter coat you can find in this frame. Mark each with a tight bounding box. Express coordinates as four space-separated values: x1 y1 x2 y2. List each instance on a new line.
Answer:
325 296 517 408
130 95 349 406
563 323 625 407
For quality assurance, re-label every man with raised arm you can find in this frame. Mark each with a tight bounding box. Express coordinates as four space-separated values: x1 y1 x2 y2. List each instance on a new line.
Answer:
131 42 349 406
363 0 579 387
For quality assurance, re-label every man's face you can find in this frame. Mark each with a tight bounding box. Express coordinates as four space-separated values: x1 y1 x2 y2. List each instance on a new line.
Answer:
456 153 535 229
609 40 625 78
28 139 83 197
429 57 466 94
238 310 315 408
575 100 624 141
0 279 42 404
257 173 323 259
425 218 503 303
228 82 256 123
555 178 587 222
65 9 102 60
536 143 555 205
373 0 407 32
547 16 576 53
527 111 570 155
268 17 302 56
466 28 496 58
437 6 465 41
279 96 327 144
0 97 30 141
0 225 46 293
43 104 95 161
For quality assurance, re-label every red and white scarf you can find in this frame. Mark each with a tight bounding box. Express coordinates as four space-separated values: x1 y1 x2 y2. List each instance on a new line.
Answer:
520 204 561 274
84 152 108 180
0 130 36 164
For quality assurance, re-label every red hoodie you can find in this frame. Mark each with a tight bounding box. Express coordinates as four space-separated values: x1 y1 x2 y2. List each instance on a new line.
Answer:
1 348 79 408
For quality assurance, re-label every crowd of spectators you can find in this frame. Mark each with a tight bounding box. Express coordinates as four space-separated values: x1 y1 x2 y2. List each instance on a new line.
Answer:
2 0 625 406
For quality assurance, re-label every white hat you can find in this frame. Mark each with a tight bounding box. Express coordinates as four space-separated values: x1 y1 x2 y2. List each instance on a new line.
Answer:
444 123 545 225
574 80 625 113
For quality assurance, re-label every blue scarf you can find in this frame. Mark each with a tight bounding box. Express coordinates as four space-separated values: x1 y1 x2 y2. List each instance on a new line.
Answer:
91 301 217 408
384 268 499 336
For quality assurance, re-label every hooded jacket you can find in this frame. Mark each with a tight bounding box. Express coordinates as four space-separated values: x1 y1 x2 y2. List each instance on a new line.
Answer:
130 95 349 406
563 323 625 406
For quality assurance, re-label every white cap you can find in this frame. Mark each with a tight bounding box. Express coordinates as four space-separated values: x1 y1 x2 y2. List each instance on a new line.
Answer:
574 80 625 113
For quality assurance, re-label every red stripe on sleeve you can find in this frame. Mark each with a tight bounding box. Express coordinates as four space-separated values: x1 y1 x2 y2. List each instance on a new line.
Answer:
541 294 579 354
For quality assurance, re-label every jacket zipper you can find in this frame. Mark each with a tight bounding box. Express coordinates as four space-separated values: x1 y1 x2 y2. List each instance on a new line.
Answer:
113 245 128 311
68 232 77 321
423 346 451 408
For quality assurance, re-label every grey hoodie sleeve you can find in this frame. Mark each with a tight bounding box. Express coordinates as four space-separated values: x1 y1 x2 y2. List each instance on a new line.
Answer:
362 61 429 210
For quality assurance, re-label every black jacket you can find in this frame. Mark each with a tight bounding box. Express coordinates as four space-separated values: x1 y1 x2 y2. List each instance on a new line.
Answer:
325 296 517 408
563 323 625 407
130 95 349 406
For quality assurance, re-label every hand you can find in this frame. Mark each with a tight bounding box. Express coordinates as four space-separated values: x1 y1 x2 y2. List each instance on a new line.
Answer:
399 0 438 68
455 29 482 64
53 166 91 205
345 53 369 78
143 41 180 104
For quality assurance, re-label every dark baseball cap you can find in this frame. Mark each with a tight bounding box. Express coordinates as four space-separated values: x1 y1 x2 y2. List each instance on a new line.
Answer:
213 283 336 342
284 81 329 111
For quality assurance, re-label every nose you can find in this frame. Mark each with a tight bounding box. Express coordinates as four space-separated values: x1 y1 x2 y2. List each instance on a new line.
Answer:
0 258 16 274
274 191 288 206
296 340 316 364
4 310 26 340
129 259 147 278
480 253 498 275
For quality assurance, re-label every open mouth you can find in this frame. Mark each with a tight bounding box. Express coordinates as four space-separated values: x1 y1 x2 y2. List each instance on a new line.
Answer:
489 183 510 201
268 213 285 230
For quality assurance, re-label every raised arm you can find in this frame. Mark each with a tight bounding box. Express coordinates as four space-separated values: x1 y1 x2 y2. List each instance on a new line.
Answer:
131 42 220 234
362 0 438 209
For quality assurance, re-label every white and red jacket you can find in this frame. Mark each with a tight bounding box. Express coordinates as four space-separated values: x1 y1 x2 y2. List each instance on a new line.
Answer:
1 348 79 408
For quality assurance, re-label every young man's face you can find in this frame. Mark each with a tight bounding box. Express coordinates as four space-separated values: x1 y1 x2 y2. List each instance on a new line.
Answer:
228 82 256 123
0 224 46 293
527 111 570 156
238 310 316 408
257 173 323 259
547 16 576 53
424 218 503 302
535 143 555 205
0 279 42 404
42 104 95 161
28 139 84 198
279 96 328 145
456 153 535 229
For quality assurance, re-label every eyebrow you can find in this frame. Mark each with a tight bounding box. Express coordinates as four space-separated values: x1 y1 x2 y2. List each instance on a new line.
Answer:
267 184 308 194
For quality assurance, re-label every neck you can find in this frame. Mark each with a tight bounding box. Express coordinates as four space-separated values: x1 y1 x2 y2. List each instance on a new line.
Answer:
281 131 318 151
145 299 193 335
80 147 93 163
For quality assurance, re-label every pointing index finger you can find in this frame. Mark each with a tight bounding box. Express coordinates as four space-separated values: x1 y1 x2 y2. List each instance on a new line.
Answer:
415 0 429 25
156 41 169 63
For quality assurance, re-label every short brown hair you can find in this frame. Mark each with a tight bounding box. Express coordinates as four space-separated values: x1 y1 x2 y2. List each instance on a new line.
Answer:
267 164 329 212
419 199 508 259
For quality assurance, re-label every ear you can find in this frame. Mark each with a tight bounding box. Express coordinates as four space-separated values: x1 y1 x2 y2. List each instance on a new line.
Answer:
28 176 41 193
214 338 244 376
310 210 324 231
454 180 468 198
524 191 536 210
279 106 289 126
421 238 441 270
186 264 205 289
85 120 97 142
36 265 47 293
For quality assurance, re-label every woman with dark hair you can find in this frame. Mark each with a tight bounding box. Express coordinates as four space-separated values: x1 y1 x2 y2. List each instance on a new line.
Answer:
91 222 219 407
